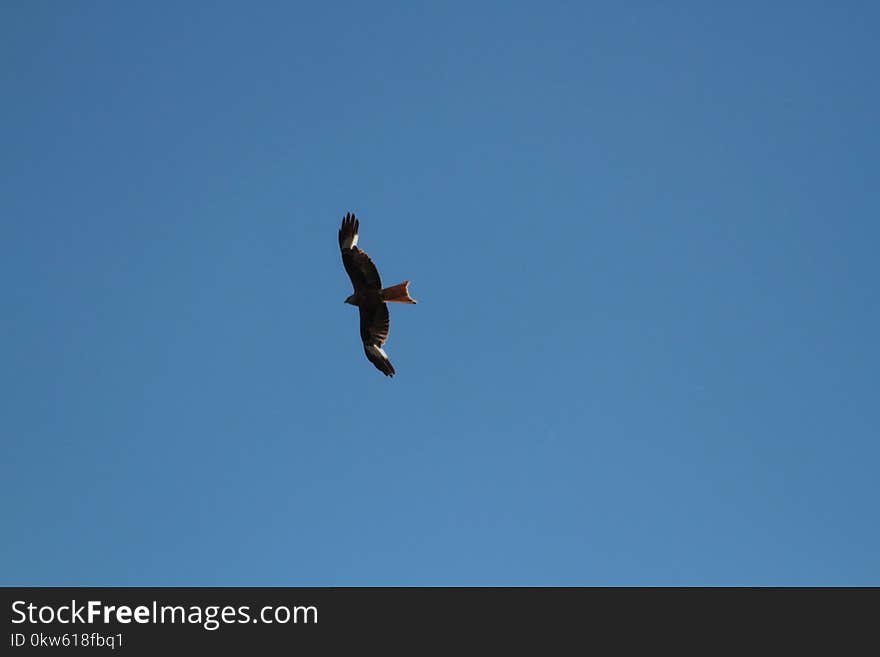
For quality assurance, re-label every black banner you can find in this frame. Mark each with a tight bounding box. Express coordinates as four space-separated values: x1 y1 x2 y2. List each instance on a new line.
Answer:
1 587 875 652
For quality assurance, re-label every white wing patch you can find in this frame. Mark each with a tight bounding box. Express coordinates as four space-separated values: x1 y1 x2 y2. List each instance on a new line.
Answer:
340 231 358 250
367 344 388 359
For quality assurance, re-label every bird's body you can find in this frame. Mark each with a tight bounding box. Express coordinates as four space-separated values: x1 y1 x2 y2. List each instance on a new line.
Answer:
339 213 416 377
344 289 382 307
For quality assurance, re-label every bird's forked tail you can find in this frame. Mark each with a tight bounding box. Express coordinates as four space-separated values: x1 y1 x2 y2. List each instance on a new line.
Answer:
381 281 417 304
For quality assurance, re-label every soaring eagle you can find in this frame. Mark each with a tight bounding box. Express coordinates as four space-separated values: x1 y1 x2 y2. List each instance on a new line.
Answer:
339 212 416 377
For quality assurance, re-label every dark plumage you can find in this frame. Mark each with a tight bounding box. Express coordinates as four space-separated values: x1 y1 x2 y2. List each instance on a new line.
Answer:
339 213 416 376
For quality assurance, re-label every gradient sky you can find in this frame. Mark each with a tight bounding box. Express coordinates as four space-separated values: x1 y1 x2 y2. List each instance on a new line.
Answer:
2 2 878 585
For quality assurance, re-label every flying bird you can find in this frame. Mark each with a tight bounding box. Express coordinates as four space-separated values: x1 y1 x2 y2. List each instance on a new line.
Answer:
339 212 416 377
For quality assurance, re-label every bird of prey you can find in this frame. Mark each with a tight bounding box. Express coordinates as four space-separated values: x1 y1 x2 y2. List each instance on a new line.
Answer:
339 212 416 377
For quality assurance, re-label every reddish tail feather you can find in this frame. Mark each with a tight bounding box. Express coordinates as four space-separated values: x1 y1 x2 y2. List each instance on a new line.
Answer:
381 281 417 304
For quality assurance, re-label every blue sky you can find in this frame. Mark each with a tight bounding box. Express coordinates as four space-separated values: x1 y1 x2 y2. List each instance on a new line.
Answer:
2 2 878 585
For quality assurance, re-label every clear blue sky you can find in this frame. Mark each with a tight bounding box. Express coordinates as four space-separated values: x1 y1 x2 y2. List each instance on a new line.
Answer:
2 2 878 585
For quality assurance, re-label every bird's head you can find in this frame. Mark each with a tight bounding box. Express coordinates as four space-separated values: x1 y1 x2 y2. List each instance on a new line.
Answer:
344 294 356 305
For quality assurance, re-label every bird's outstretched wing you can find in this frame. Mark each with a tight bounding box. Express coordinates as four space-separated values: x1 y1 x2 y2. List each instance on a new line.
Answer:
339 213 381 292
359 301 394 376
